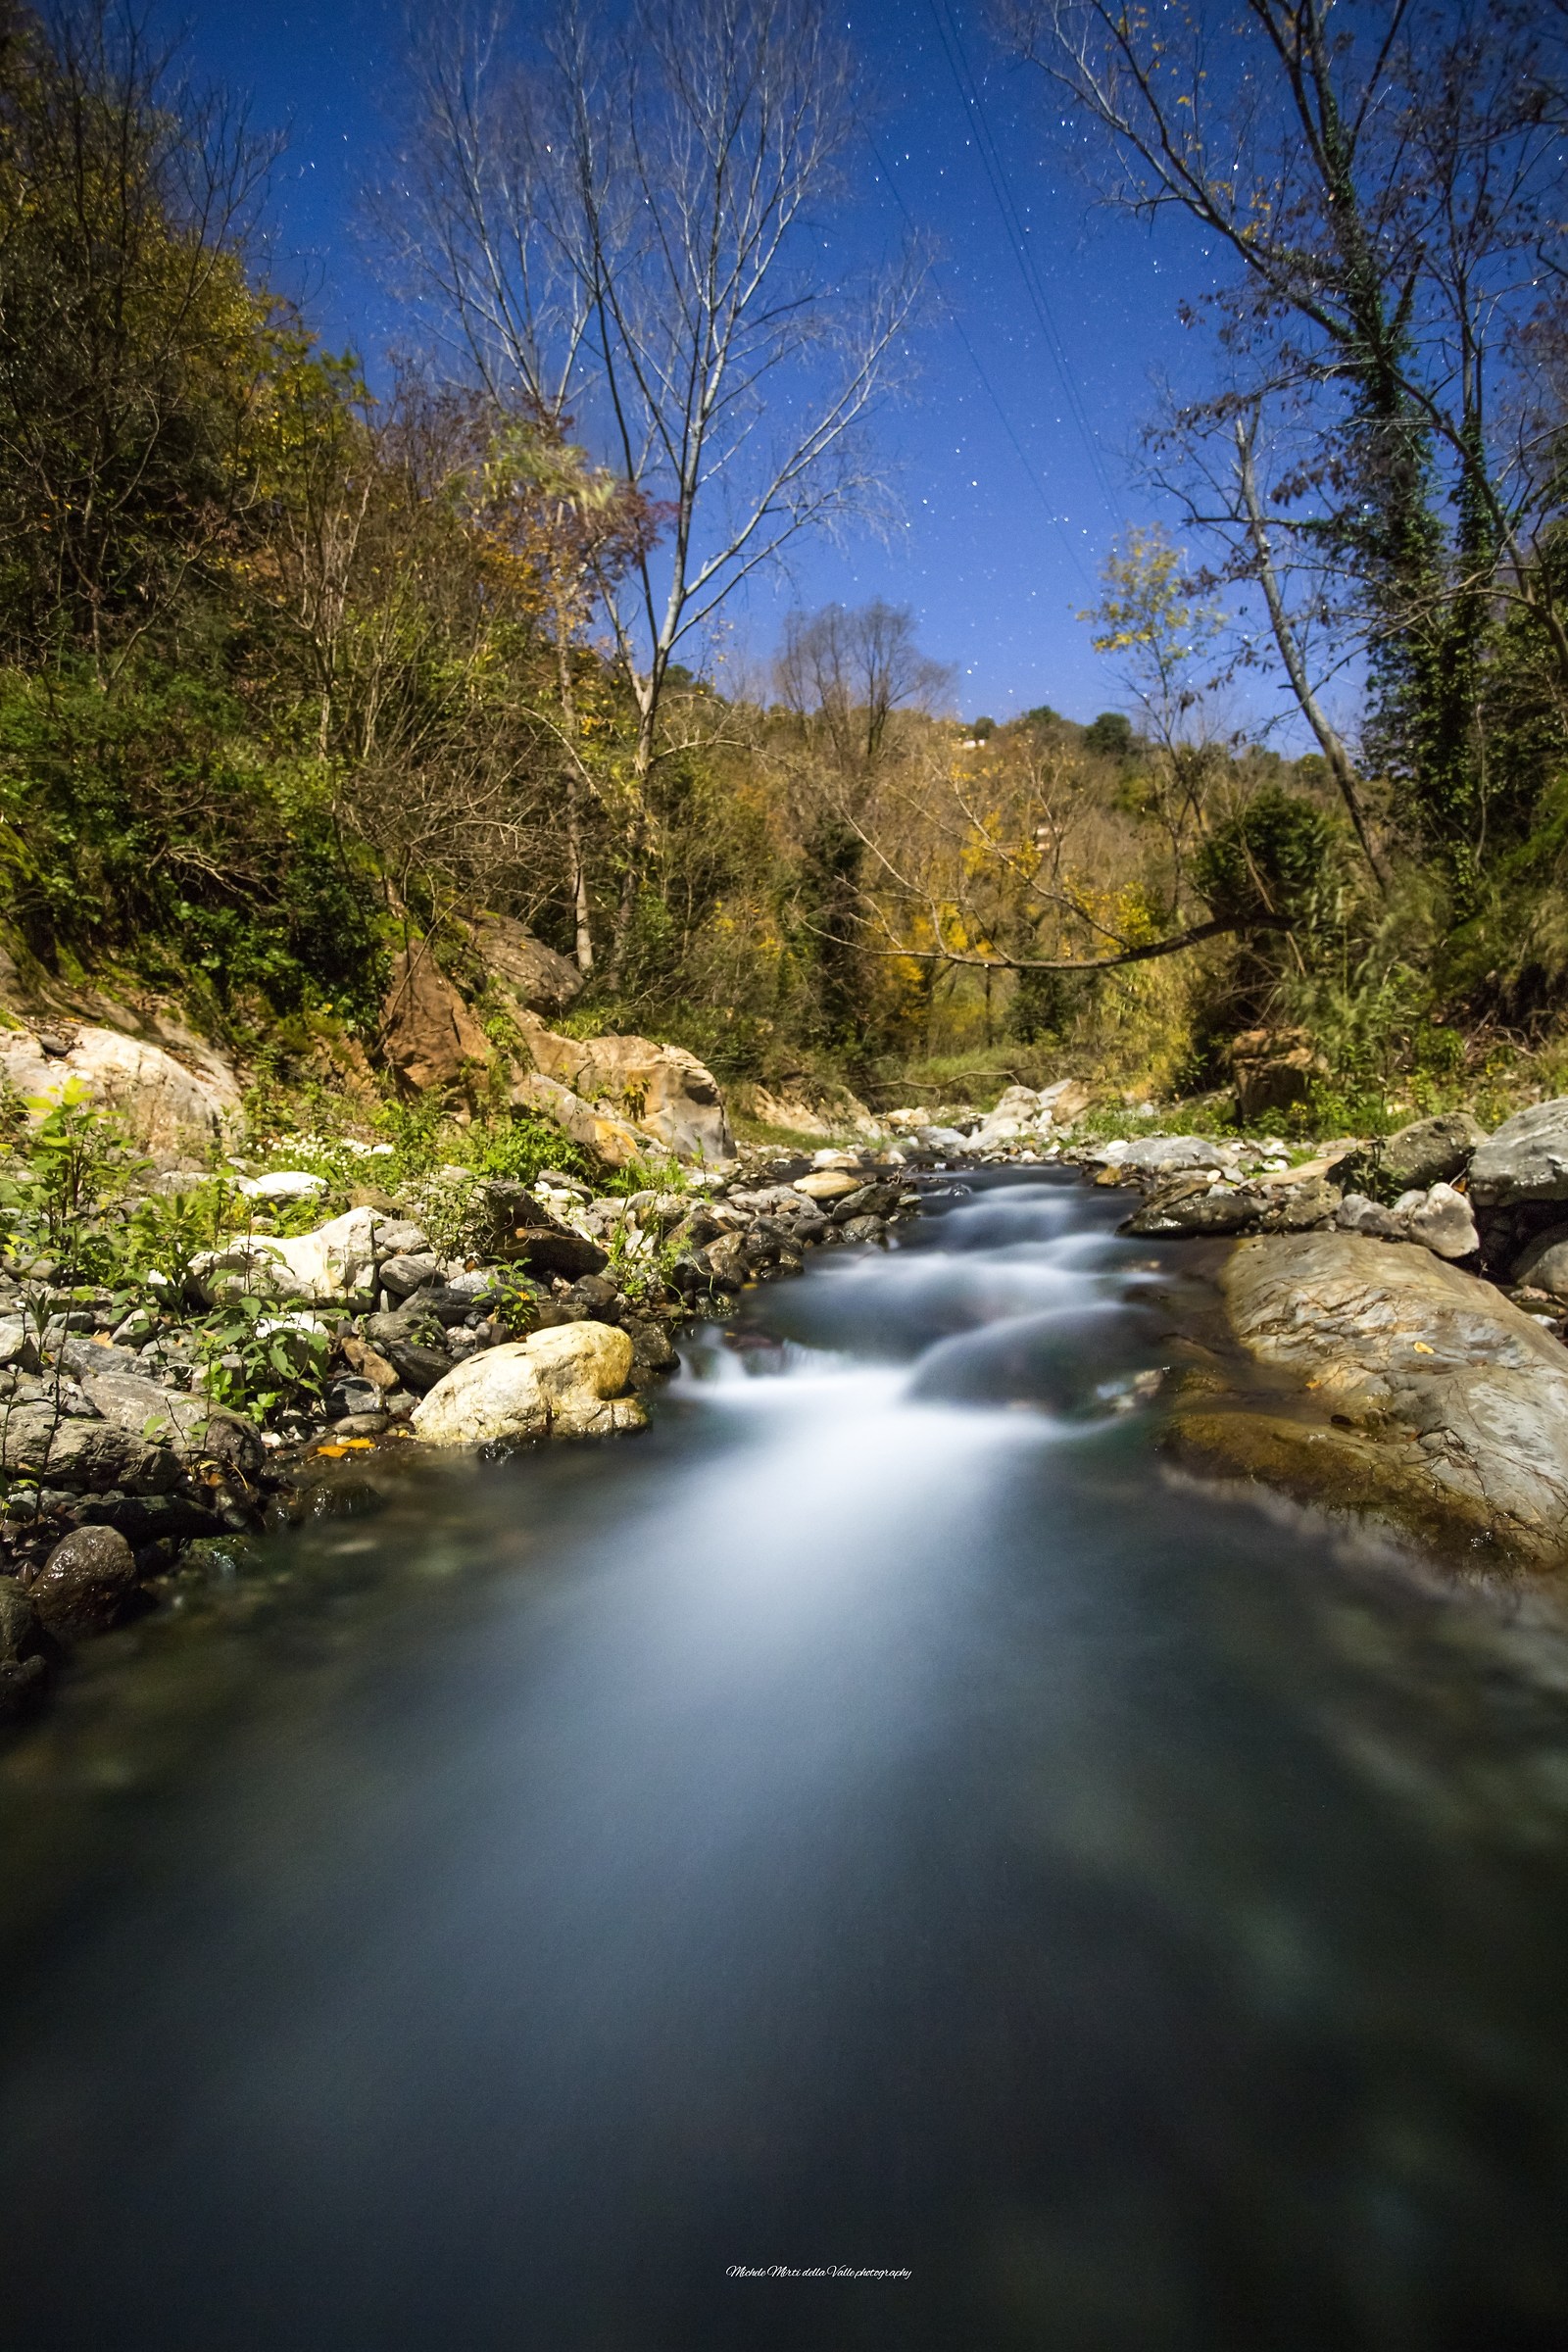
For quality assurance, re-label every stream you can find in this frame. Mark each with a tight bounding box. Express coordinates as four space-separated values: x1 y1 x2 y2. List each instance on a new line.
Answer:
3 1168 1568 2348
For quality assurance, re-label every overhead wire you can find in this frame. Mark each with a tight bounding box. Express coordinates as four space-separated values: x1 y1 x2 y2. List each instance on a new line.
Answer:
923 0 1122 522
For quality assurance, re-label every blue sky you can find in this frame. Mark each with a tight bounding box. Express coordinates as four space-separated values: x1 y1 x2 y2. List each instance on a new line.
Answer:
190 0 1224 724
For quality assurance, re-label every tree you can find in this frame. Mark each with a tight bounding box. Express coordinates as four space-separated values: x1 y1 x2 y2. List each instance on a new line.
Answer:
1001 0 1568 872
394 0 922 981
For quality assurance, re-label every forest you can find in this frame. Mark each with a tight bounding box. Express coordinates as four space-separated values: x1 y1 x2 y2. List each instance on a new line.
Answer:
0 0 1564 1140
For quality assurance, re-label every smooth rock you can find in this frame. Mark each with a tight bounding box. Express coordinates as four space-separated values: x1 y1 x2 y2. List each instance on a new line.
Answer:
793 1169 865 1200
1168 1232 1568 1566
70 1367 264 1475
411 1322 645 1445
1469 1099 1568 1208
24 1525 139 1636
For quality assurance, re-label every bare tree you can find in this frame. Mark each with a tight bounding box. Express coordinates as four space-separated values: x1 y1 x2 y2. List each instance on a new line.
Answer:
776 599 953 774
393 0 923 979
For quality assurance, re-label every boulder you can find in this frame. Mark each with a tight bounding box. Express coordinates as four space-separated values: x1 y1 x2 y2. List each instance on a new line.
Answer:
1166 1232 1568 1568
0 1406 177 1493
0 1023 240 1154
1512 1225 1568 1303
380 944 491 1095
1374 1112 1486 1195
194 1206 386 1305
1102 1135 1236 1177
518 1014 731 1162
471 912 585 1016
477 1181 608 1277
1231 1027 1323 1121
1469 1100 1568 1208
510 1070 647 1169
0 1578 48 1714
24 1525 139 1636
411 1322 645 1445
69 1365 264 1475
793 1168 866 1201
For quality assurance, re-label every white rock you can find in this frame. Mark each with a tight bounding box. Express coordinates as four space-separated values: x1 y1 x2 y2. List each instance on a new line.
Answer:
237 1171 327 1201
195 1206 389 1304
1404 1182 1480 1261
411 1322 646 1445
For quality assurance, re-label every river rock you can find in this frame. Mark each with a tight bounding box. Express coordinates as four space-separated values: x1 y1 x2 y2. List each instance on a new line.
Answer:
24 1524 139 1636
69 1365 264 1475
0 1578 47 1714
1511 1226 1568 1303
1469 1099 1568 1208
1165 1231 1568 1567
793 1168 864 1201
1377 1112 1486 1195
411 1322 645 1446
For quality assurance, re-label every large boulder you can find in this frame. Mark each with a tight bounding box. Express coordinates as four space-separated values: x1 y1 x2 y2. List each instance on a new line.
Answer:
471 912 585 1016
66 1360 264 1474
1165 1231 1568 1567
1469 1100 1568 1208
380 944 491 1095
509 1069 647 1170
411 1322 646 1445
0 1023 240 1154
518 1014 731 1163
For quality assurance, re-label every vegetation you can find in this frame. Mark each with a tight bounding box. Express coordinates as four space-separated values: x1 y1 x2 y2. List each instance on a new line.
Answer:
0 0 1564 1153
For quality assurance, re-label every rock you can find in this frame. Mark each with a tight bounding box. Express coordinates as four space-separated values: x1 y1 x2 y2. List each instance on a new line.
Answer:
1102 1135 1236 1177
1335 1191 1407 1239
1404 1181 1479 1260
914 1125 970 1154
411 1322 645 1445
340 1337 400 1392
516 1014 731 1162
380 943 492 1095
470 911 585 1016
793 1168 865 1201
1511 1226 1568 1304
1166 1232 1568 1567
0 1317 39 1372
1231 1027 1323 1121
24 1525 139 1636
1469 1100 1568 1208
379 1250 442 1296
236 1171 327 1201
0 1578 48 1715
1372 1112 1487 1196
699 1233 752 1291
0 1406 178 1493
1126 1184 1258 1237
509 1069 648 1168
69 1366 264 1475
0 1023 241 1154
376 1338 453 1395
837 1214 888 1247
195 1205 386 1306
625 1319 678 1374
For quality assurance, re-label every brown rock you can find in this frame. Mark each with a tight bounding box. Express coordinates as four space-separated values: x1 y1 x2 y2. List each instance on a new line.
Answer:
381 945 491 1095
340 1337 400 1392
1230 1027 1324 1121
24 1525 140 1637
517 1014 731 1161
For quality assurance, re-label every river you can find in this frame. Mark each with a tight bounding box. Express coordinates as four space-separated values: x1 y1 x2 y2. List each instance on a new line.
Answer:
2 1167 1568 2348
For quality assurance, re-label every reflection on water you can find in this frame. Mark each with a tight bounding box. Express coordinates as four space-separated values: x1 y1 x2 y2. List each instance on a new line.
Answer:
2 1169 1568 2350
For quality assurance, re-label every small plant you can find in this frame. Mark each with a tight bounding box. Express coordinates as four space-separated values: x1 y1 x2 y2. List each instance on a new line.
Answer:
192 1294 331 1423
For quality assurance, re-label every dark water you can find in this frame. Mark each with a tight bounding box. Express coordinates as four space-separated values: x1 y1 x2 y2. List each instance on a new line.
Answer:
4 1170 1568 2350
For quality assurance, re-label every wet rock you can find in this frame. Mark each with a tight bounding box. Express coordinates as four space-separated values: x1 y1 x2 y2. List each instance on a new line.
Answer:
625 1319 678 1375
0 1578 49 1716
24 1524 140 1636
700 1233 752 1291
1166 1232 1568 1567
411 1322 646 1445
837 1214 889 1247
1469 1099 1568 1209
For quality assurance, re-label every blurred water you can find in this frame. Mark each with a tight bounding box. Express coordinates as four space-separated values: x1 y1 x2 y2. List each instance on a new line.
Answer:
2 1169 1568 2349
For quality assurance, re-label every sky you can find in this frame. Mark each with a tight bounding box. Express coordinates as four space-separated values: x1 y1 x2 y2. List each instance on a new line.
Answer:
183 0 1225 726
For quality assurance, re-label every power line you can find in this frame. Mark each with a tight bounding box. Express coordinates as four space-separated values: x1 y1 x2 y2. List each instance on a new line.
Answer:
924 0 1121 521
865 128 1095 590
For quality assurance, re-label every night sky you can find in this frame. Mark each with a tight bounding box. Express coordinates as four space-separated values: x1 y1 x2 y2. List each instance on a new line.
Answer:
186 0 1224 724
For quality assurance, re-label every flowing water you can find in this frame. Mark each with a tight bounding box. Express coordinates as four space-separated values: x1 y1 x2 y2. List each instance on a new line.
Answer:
4 1169 1568 2349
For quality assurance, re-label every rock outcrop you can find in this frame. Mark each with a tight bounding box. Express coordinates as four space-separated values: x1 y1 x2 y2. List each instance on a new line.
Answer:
0 1023 240 1154
517 1014 732 1162
380 944 491 1095
1165 1232 1568 1569
411 1321 646 1445
1469 1099 1568 1208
